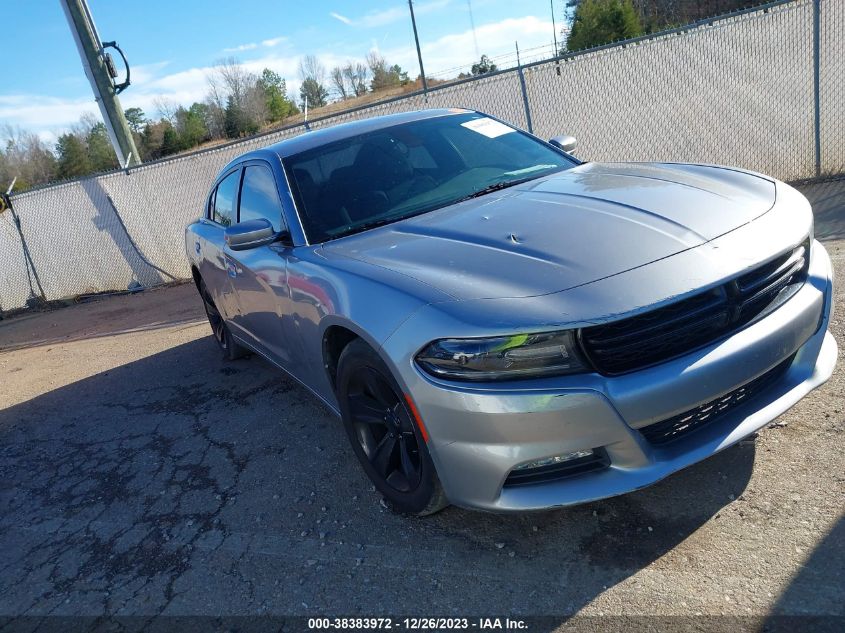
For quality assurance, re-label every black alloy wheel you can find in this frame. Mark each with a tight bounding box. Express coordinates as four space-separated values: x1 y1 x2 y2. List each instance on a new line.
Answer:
200 281 227 349
336 339 448 515
347 366 422 493
198 279 246 360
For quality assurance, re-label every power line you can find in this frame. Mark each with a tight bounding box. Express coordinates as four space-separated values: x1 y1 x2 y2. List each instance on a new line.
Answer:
467 0 480 61
427 42 558 78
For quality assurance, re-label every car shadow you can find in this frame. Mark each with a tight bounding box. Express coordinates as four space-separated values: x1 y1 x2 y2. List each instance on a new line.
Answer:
796 178 845 242
0 335 755 622
764 514 845 632
0 282 202 353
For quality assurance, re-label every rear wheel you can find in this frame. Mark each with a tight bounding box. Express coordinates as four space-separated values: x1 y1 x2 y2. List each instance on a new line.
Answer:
198 279 247 360
336 339 448 516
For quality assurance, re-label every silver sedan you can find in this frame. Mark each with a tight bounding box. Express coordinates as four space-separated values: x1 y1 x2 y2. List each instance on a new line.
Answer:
185 109 837 515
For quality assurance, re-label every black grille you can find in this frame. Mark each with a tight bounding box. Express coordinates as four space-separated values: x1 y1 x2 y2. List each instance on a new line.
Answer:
640 354 795 446
503 449 610 487
580 240 810 375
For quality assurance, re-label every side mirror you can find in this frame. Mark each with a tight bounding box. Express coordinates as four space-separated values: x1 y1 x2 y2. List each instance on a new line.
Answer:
224 218 285 251
549 135 577 154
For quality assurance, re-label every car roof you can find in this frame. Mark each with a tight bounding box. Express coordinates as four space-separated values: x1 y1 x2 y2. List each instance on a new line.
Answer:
221 108 474 171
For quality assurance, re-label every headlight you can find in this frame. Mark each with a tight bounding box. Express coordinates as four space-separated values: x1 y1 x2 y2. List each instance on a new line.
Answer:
415 330 589 381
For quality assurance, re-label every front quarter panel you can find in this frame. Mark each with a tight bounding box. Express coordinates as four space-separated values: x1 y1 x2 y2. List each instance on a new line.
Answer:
285 248 452 408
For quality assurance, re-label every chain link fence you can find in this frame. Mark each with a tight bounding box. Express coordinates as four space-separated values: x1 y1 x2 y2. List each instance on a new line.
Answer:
1 0 842 314
819 0 845 176
0 210 34 312
523 0 817 177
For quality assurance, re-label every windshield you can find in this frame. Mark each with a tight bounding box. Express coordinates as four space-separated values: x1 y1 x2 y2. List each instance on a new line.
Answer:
283 113 576 243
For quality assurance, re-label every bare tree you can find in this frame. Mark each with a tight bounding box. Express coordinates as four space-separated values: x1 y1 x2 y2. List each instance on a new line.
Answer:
0 124 58 190
342 62 369 97
330 66 349 100
205 57 267 136
205 67 227 111
243 83 268 127
298 55 330 108
366 52 408 91
298 55 326 87
152 97 180 126
67 112 100 137
202 97 226 139
212 56 255 106
366 51 387 80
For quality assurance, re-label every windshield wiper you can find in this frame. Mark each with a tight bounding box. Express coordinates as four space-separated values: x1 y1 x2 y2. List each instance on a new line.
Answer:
454 176 537 204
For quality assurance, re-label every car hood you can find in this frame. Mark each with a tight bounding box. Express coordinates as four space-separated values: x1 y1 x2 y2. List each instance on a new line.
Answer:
321 162 776 301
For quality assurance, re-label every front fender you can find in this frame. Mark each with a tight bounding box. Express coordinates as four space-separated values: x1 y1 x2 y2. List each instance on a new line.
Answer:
286 249 447 406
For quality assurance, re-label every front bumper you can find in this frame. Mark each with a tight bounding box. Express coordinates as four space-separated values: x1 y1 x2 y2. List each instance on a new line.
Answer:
399 240 837 512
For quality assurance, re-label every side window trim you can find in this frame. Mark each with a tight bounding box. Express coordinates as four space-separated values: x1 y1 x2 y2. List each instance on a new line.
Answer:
235 167 247 223
279 160 308 245
206 187 216 220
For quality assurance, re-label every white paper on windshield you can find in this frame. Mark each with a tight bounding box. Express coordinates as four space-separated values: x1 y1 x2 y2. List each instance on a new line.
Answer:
504 165 557 176
461 117 515 138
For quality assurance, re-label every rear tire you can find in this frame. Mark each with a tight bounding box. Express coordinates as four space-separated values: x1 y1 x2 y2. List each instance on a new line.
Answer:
198 278 248 361
336 339 448 516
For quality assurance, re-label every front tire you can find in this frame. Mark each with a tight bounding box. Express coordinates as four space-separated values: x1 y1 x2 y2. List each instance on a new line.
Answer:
336 339 448 516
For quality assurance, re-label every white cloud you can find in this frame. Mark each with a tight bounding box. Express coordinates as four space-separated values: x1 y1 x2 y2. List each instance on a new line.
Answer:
359 5 410 28
130 61 172 85
261 37 287 47
0 94 99 136
116 50 356 116
332 0 451 29
1 13 558 139
223 42 258 53
224 36 287 53
384 15 557 78
36 129 60 147
329 12 352 25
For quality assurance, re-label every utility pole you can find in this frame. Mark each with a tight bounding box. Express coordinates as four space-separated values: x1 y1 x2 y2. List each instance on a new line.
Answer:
60 0 140 167
551 0 561 75
408 0 428 93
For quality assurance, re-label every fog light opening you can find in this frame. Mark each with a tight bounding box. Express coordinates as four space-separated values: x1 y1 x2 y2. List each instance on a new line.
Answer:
504 448 610 487
514 449 595 471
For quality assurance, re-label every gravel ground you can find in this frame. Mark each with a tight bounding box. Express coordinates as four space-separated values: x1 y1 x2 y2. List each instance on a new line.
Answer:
0 183 843 630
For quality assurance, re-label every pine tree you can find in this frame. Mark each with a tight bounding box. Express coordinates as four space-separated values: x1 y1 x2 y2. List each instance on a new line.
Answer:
55 133 92 179
259 69 298 122
471 55 498 75
567 0 643 51
161 125 182 156
86 123 118 172
298 78 328 110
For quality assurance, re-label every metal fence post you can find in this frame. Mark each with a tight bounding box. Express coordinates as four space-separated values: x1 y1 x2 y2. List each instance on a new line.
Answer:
813 0 821 178
516 44 534 134
3 193 47 306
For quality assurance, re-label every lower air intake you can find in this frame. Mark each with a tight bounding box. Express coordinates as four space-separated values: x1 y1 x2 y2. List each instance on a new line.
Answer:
640 354 795 446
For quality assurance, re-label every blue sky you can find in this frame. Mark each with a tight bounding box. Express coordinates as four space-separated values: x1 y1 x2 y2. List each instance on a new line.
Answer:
2 0 566 141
